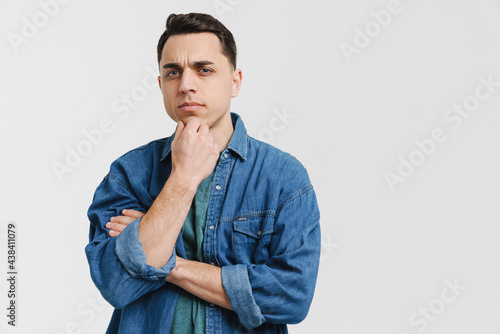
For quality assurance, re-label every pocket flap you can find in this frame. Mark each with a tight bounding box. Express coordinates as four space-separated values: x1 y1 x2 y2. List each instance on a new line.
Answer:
233 215 274 239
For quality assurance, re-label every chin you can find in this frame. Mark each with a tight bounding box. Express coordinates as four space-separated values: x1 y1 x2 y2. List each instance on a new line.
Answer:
180 115 210 126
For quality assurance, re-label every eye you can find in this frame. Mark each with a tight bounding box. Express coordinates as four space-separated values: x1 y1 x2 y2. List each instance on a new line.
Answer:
166 70 180 77
199 68 213 74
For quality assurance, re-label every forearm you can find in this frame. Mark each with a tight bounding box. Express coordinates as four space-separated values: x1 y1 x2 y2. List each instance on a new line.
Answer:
138 118 219 268
85 235 168 309
167 257 233 310
138 174 197 268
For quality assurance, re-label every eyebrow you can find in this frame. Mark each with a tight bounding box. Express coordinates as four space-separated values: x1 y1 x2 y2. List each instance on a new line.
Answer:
162 60 215 71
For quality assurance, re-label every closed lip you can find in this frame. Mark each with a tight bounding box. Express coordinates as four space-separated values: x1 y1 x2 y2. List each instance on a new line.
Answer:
178 102 204 108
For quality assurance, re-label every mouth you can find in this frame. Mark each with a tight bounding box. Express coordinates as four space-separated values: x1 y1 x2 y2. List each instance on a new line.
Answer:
178 102 204 112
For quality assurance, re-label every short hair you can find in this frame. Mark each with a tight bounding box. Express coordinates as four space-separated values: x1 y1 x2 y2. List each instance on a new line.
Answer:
157 13 237 70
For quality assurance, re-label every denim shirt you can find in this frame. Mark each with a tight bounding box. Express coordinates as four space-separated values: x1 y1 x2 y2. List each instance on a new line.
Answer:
85 113 321 334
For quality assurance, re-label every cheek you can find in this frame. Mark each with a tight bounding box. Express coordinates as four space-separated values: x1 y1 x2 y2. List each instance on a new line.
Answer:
162 86 177 103
161 90 177 114
211 86 231 110
213 79 233 99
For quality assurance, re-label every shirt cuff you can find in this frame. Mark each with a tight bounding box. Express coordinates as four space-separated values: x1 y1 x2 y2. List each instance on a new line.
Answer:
115 217 176 280
221 264 266 330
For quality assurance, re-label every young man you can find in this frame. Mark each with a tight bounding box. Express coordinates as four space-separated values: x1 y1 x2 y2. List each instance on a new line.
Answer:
85 13 321 334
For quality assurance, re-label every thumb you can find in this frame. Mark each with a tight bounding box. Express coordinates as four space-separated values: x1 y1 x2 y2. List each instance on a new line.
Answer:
171 121 185 147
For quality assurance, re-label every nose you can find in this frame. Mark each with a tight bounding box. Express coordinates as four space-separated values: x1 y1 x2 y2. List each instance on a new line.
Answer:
178 69 197 94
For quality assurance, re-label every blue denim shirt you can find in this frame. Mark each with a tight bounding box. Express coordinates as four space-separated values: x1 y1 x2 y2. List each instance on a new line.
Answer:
85 113 321 333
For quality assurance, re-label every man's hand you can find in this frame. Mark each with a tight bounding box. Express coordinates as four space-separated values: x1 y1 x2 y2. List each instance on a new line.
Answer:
106 209 145 237
169 118 220 192
115 118 220 269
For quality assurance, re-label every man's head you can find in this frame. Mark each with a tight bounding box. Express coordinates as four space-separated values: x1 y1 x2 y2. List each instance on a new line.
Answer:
155 13 242 137
157 13 237 70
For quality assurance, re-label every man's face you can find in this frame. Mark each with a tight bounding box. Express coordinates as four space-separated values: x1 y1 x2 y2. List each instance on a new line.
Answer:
158 32 241 130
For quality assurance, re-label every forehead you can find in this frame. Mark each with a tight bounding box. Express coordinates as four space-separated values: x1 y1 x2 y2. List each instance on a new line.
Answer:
161 32 227 65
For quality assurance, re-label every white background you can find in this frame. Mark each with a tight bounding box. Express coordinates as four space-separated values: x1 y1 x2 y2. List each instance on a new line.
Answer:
1 0 500 333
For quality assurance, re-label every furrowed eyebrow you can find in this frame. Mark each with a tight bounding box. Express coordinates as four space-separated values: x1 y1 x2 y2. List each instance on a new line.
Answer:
192 60 215 67
162 60 215 71
162 63 182 71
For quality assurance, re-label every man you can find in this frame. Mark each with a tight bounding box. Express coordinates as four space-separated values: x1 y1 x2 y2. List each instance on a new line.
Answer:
85 13 320 334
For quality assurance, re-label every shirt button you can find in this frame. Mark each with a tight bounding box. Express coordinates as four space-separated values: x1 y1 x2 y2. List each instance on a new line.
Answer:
209 225 214 230
257 230 262 236
223 153 228 158
210 303 215 307
215 185 221 190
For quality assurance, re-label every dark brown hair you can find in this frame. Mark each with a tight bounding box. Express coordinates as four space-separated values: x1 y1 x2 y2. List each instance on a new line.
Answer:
157 13 237 70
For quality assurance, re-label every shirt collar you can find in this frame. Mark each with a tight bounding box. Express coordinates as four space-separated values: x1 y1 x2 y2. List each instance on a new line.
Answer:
160 112 248 162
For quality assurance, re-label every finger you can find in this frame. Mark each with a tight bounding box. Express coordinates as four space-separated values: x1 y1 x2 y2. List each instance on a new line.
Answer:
106 222 126 233
198 123 209 137
171 121 185 147
121 209 145 218
184 117 201 133
110 215 136 225
109 230 121 237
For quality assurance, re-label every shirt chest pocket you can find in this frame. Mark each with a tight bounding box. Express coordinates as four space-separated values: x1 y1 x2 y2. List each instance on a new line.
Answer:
232 214 274 264
233 215 274 243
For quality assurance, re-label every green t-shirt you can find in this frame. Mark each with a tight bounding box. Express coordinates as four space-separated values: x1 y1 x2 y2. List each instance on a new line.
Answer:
169 167 216 334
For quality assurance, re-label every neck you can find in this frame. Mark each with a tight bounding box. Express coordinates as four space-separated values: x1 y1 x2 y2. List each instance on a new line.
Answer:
210 111 234 150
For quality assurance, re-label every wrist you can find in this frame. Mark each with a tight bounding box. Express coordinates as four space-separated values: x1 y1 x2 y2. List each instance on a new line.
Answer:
167 256 187 284
165 172 198 198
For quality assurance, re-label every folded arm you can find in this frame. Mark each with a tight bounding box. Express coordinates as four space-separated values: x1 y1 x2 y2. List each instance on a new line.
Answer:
85 174 177 309
86 118 220 309
108 209 233 310
108 185 321 329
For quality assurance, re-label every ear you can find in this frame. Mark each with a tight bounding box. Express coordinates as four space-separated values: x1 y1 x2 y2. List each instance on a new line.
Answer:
157 75 162 89
231 69 242 98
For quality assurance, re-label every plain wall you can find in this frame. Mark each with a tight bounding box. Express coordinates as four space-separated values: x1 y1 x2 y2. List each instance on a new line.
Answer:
1 0 499 333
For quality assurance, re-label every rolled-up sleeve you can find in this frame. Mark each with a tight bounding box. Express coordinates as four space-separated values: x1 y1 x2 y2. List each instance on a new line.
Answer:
85 173 176 309
115 217 176 279
221 185 321 330
221 264 266 329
